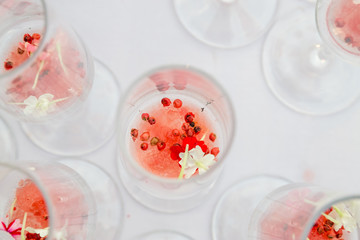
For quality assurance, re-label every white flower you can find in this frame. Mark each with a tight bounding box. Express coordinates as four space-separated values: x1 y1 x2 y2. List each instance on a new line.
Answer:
353 0 360 4
327 203 357 232
23 94 57 117
179 145 216 179
25 227 49 238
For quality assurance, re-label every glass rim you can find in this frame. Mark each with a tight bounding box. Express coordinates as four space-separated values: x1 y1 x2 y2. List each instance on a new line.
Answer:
0 0 49 80
134 229 194 239
116 64 236 184
0 161 55 239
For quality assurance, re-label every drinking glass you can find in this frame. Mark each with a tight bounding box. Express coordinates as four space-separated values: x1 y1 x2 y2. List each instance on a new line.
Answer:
213 175 360 240
0 0 120 155
0 115 16 161
0 158 123 240
262 2 360 115
117 65 235 212
173 0 278 48
132 230 193 240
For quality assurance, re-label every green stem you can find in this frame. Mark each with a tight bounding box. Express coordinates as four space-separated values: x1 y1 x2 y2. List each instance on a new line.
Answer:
178 144 189 179
9 198 16 219
51 97 69 104
21 212 28 240
333 206 344 218
322 213 340 225
56 41 68 75
32 60 45 90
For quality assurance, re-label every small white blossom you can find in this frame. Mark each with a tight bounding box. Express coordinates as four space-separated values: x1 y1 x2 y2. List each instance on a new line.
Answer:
25 227 49 238
179 145 216 179
328 203 357 232
23 94 56 117
353 0 360 4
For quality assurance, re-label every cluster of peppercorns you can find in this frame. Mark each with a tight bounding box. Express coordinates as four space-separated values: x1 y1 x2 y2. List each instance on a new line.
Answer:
308 209 344 240
26 232 46 240
131 128 166 151
3 33 41 70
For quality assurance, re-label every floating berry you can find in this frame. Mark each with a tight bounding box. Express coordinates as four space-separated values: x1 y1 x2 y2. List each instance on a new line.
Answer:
161 97 171 107
184 112 195 123
140 132 150 141
32 33 41 40
4 61 13 70
172 129 180 137
150 137 159 146
189 122 195 127
335 18 345 28
345 36 353 44
157 141 166 151
211 147 219 156
194 126 201 134
173 99 182 108
209 133 217 142
141 113 149 121
170 143 182 160
182 123 189 131
17 47 24 55
148 117 156 125
23 33 33 43
141 143 148 150
131 128 138 138
186 128 194 137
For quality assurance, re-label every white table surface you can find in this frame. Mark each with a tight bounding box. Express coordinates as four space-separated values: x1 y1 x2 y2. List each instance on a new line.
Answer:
2 0 360 239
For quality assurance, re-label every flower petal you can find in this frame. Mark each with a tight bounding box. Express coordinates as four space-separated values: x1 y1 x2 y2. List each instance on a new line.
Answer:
23 96 38 106
38 93 54 101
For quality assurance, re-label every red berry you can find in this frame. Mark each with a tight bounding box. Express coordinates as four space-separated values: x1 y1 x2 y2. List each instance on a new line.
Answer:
150 137 159 146
335 18 345 28
141 113 149 121
140 143 148 150
148 117 156 125
180 134 186 140
172 129 180 137
17 47 24 55
32 33 41 40
182 123 189 131
23 33 33 43
194 126 201 134
209 133 217 142
4 61 13 70
173 99 182 108
130 128 138 138
211 147 220 156
186 128 194 137
157 141 166 151
140 132 150 141
161 97 171 107
184 112 195 123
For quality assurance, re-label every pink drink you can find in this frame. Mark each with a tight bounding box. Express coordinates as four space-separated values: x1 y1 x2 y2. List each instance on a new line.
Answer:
2 30 89 118
130 97 220 178
327 0 360 55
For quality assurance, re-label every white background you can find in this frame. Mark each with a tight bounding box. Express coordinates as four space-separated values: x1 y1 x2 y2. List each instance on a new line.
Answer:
3 0 360 239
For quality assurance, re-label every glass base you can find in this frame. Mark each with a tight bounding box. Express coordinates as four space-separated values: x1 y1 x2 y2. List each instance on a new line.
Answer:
174 0 278 48
0 116 16 161
21 59 121 156
59 158 123 240
263 9 360 115
212 175 290 240
133 230 193 240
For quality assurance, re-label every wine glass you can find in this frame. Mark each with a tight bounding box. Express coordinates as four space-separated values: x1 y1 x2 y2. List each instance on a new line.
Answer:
0 0 120 155
173 0 279 48
0 115 16 162
132 230 193 240
212 175 360 240
117 65 235 212
262 2 360 115
0 158 123 240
